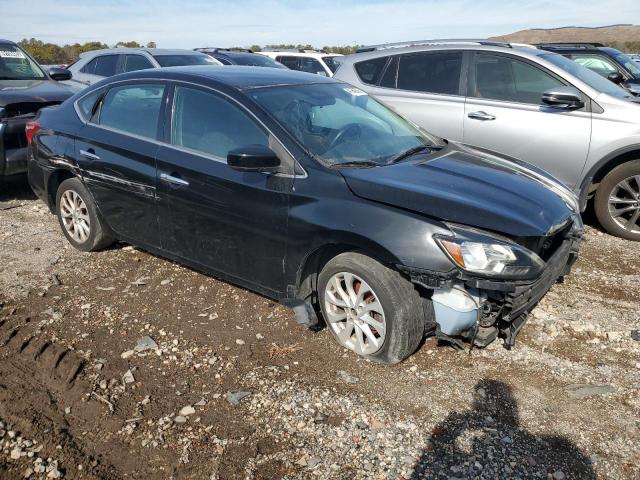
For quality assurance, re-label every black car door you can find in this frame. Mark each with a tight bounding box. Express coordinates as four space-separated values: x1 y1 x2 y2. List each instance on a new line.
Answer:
74 81 167 247
155 84 292 296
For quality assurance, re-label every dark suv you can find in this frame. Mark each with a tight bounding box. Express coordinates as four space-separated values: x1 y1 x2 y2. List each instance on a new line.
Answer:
194 48 287 69
1 39 73 181
535 43 640 96
27 66 582 363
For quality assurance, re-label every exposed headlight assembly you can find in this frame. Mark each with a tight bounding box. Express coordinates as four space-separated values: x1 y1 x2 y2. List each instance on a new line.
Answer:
435 226 545 280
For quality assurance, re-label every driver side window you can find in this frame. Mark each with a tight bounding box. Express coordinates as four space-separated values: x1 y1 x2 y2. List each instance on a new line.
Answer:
473 53 564 104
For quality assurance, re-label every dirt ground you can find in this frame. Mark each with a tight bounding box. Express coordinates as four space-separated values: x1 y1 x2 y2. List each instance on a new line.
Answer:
0 182 639 480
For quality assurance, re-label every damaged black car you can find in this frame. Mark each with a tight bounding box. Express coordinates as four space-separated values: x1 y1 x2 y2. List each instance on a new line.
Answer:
27 67 583 363
1 39 74 182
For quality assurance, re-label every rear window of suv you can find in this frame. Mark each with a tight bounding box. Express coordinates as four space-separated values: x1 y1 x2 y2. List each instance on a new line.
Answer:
354 57 389 85
397 52 462 95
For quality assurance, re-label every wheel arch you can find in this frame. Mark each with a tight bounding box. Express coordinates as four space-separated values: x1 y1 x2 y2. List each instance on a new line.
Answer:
294 241 400 303
579 145 640 209
46 168 77 211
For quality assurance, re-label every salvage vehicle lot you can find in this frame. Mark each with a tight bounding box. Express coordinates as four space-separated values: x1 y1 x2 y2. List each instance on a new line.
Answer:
0 185 639 479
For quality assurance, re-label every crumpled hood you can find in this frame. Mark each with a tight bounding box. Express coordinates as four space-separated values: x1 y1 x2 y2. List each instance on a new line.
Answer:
340 145 576 237
0 79 73 108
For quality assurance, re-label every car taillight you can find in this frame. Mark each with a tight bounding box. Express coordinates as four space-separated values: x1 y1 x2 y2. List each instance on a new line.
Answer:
25 120 41 145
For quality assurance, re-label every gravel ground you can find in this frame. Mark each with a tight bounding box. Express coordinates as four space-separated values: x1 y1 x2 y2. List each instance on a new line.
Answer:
0 184 639 480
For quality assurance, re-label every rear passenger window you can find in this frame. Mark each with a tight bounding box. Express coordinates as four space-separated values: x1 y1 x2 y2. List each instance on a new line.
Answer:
473 53 564 104
123 55 153 73
171 86 268 159
77 89 103 121
276 56 299 70
91 55 120 77
99 84 165 139
354 57 389 85
397 52 462 94
298 57 325 75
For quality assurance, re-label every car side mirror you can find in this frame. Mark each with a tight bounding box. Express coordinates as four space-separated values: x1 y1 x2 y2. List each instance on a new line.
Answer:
607 71 624 84
49 67 72 81
227 145 281 173
541 86 584 110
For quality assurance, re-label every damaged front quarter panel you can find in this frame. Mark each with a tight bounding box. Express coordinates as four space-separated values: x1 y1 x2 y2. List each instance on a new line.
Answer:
401 217 583 350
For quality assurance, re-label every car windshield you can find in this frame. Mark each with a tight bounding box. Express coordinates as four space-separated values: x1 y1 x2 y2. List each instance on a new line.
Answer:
0 44 45 80
541 53 633 99
323 56 341 73
249 82 442 167
602 48 640 78
233 54 287 68
153 54 218 67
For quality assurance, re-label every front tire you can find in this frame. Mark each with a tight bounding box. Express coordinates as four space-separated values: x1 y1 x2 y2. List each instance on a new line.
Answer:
594 160 640 241
318 252 428 364
56 177 114 251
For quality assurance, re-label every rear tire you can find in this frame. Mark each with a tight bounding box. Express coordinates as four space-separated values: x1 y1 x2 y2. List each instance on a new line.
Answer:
594 160 640 241
55 177 114 251
318 252 428 364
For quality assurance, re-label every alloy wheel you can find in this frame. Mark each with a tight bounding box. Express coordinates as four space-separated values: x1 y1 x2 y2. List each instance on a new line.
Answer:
608 175 640 234
60 190 91 243
324 272 386 355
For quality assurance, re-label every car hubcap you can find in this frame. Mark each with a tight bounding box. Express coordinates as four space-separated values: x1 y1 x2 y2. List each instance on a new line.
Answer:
60 190 91 243
324 272 386 355
608 175 640 234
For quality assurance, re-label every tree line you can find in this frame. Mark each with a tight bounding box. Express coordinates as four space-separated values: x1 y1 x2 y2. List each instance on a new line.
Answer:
17 39 359 64
17 39 158 64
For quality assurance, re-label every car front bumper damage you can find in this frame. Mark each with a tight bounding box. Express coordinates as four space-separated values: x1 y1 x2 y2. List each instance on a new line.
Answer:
402 223 582 350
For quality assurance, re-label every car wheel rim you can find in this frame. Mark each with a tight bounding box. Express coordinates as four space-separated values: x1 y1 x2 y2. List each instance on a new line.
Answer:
324 272 386 355
608 175 640 234
60 190 91 243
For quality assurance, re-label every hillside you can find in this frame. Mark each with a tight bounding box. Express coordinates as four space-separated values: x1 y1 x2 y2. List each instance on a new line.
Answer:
493 24 640 52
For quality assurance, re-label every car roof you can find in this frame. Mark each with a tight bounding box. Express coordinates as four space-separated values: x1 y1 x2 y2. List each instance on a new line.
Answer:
338 43 548 65
80 48 207 58
260 51 341 58
0 39 17 46
115 65 338 90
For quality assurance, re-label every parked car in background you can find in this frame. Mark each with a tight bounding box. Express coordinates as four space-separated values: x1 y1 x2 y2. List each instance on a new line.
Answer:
27 66 582 363
258 49 342 76
195 48 288 69
335 39 640 240
0 39 74 182
64 48 221 88
534 43 640 96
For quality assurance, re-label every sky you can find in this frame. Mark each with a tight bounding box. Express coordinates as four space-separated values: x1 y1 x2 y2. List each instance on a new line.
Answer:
1 0 639 48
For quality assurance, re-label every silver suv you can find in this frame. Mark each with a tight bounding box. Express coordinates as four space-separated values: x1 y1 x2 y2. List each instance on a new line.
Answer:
335 40 640 240
64 48 221 89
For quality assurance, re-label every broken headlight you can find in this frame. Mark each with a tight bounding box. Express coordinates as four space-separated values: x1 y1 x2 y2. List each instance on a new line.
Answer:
435 226 545 280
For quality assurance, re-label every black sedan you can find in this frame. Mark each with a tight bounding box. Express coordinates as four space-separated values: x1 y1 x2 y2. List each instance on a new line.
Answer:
0 39 74 181
28 66 583 363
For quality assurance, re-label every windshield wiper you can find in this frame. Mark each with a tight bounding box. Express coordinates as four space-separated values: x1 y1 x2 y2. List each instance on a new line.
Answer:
330 160 381 168
386 145 439 164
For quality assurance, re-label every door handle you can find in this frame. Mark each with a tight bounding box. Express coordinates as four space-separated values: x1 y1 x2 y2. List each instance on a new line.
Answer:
160 172 189 187
79 149 100 161
468 111 496 121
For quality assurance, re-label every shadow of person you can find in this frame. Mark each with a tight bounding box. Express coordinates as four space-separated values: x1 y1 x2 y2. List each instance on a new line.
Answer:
411 379 595 479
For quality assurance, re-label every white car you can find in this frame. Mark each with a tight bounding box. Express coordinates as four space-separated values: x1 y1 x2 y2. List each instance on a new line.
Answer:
64 48 221 88
257 50 342 77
